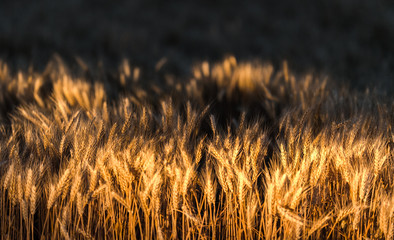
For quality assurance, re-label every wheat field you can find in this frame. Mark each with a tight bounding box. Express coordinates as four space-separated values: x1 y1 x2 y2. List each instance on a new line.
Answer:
0 55 393 239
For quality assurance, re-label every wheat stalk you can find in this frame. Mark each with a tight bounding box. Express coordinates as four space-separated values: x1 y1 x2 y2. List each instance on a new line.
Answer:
24 168 33 204
3 163 14 189
277 205 306 226
58 218 71 240
30 185 37 215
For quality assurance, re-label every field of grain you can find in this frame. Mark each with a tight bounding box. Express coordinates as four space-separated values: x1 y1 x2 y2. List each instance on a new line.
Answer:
1 0 394 239
0 55 392 239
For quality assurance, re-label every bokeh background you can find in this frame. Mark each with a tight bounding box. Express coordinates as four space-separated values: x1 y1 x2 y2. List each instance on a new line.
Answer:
0 0 393 95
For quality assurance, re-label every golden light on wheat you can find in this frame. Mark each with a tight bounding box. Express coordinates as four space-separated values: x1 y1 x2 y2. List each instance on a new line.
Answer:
0 56 393 239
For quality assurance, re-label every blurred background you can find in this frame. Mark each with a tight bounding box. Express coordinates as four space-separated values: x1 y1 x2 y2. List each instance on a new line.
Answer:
0 0 393 95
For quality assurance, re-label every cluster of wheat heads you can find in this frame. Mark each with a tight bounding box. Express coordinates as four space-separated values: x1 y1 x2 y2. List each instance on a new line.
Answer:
0 56 393 239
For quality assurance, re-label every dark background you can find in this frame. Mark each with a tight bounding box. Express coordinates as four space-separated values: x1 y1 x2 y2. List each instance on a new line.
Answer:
0 0 393 95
